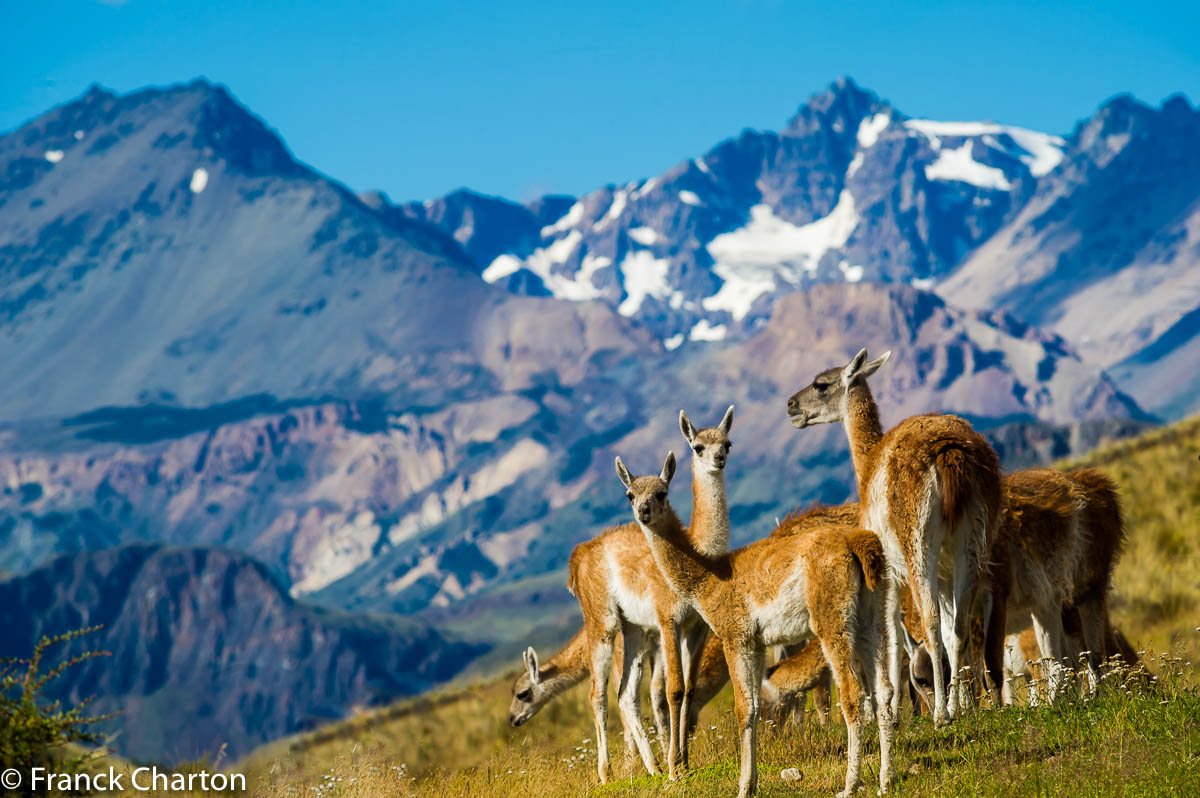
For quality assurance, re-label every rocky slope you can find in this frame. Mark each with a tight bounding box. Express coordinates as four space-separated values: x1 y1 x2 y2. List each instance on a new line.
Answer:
938 93 1200 417
0 80 654 421
0 283 1141 619
0 543 482 763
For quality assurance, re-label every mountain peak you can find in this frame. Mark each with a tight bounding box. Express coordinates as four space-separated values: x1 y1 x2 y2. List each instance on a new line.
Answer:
1071 89 1200 167
785 76 887 138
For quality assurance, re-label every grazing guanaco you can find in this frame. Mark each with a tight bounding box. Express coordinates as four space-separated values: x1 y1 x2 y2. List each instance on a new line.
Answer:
564 409 738 782
1004 618 1139 704
508 631 590 727
761 637 833 726
986 466 1127 700
906 465 1129 705
787 348 1003 725
986 468 1088 701
511 627 835 743
617 452 894 798
1063 467 1127 683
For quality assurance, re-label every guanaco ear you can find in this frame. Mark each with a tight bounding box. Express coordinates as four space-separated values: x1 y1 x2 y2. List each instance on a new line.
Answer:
523 646 540 684
615 457 634 489
862 350 891 378
842 348 869 385
718 404 734 434
679 409 697 443
660 451 676 485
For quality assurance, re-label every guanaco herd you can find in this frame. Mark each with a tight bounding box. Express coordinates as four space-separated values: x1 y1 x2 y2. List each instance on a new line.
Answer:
507 349 1132 797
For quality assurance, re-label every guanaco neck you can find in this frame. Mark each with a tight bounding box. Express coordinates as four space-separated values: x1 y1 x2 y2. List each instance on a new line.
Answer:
636 505 728 607
842 379 884 496
539 629 589 693
689 464 730 558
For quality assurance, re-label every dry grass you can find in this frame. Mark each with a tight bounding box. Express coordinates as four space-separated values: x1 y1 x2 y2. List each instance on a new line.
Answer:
102 416 1200 797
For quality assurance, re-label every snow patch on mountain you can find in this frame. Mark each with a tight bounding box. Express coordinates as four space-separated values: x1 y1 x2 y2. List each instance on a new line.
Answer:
190 167 209 193
618 250 671 316
633 176 660 198
857 112 890 148
679 190 702 206
689 319 727 342
628 226 660 246
925 142 1011 190
838 260 864 282
44 149 64 163
594 190 627 232
541 200 586 236
906 119 1066 177
481 254 521 282
483 232 611 301
703 190 859 320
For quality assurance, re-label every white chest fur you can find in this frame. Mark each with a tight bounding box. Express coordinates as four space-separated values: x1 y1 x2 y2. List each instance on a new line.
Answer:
749 563 812 646
605 550 659 628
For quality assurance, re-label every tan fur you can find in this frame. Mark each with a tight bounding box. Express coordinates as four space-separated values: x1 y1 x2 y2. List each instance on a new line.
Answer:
771 501 862 538
847 528 886 591
1004 618 1140 705
508 630 591 727
1064 467 1128 675
618 457 894 798
985 467 1128 699
987 468 1087 700
763 637 834 726
564 412 737 784
566 522 696 781
788 350 1004 725
651 629 734 740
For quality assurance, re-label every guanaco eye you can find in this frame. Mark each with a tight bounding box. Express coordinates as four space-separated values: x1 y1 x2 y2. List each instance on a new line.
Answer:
654 491 667 502
693 445 704 454
724 442 732 450
516 689 532 701
815 381 830 393
625 492 634 502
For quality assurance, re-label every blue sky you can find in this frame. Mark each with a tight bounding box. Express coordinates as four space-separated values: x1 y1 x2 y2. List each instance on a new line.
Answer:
4 1 1199 202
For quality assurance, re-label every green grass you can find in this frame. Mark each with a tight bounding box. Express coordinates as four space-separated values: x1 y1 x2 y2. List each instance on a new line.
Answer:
216 654 1198 798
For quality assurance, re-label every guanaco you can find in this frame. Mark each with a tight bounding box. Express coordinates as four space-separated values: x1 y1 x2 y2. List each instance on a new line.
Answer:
617 452 894 798
788 348 1003 725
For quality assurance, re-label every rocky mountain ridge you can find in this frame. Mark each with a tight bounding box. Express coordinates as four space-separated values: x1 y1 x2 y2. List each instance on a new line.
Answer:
0 543 482 763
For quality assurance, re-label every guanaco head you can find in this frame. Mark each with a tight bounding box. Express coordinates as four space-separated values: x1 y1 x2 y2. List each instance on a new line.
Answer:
786 347 891 428
907 638 949 716
615 452 676 526
679 405 734 473
508 646 550 726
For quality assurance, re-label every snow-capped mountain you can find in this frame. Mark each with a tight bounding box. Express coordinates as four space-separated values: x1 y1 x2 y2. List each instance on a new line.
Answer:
400 78 1066 344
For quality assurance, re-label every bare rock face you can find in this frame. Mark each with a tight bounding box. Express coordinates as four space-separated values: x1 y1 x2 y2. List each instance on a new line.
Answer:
0 543 483 764
940 93 1200 417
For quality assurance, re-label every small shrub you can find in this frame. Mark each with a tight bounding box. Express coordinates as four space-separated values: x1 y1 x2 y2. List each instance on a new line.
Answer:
0 627 113 781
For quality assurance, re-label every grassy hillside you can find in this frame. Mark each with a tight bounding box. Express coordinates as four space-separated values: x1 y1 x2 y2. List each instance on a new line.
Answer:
109 416 1200 796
